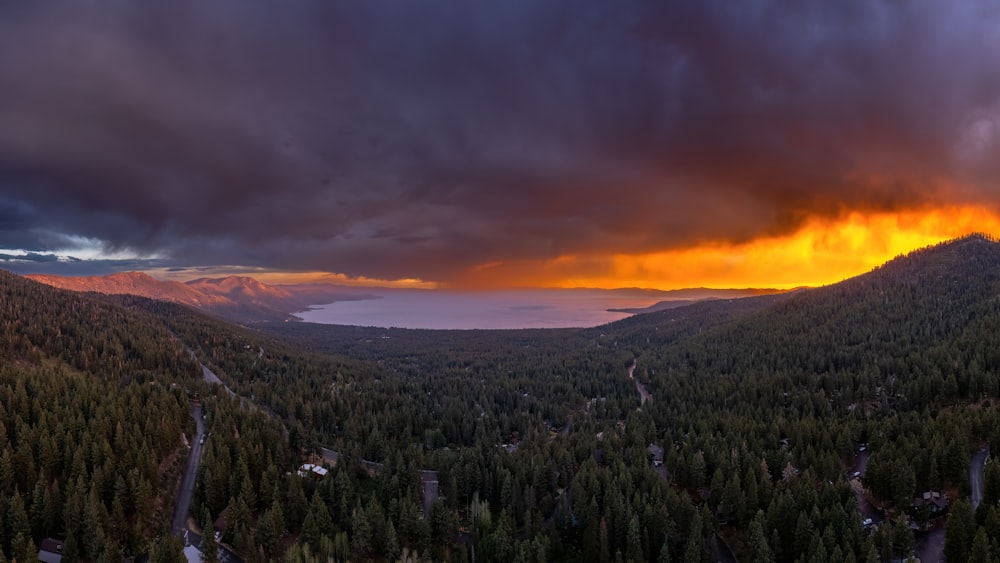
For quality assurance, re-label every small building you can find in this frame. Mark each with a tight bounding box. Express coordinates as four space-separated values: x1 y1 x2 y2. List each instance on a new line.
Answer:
912 490 949 516
38 538 65 563
648 444 665 467
297 463 329 479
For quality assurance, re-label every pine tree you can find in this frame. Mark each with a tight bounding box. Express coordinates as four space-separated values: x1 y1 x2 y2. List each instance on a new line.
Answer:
11 532 37 563
385 519 401 562
945 498 976 563
682 511 702 563
747 511 774 563
351 502 372 557
255 500 286 556
62 531 81 563
657 534 671 563
7 490 30 545
30 477 48 539
285 474 308 531
201 508 220 563
969 527 992 563
793 511 814 558
599 517 611 563
891 520 913 559
97 541 122 563
983 461 1000 509
627 515 644 563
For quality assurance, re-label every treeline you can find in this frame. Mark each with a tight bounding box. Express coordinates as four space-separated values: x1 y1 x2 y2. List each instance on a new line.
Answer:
0 363 191 561
0 271 204 561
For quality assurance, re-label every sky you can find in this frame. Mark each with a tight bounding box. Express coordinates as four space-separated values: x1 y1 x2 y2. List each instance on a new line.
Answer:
3 1 1000 289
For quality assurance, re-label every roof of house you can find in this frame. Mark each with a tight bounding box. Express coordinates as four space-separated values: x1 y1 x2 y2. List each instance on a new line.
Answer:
297 463 329 478
38 538 64 563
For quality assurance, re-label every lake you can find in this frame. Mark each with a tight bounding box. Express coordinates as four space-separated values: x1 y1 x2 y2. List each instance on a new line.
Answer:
295 289 655 329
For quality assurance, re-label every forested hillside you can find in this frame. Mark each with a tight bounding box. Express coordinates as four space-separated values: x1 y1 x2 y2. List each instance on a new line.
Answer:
5 234 1000 562
0 271 202 561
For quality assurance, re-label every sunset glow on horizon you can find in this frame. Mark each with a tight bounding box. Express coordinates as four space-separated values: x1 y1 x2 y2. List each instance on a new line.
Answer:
49 207 1000 291
5 3 1000 293
453 207 1000 290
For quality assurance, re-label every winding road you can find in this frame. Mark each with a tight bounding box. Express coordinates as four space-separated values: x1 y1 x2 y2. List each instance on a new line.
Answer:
628 360 652 405
170 360 233 538
202 363 236 398
971 446 990 510
171 404 205 537
848 450 885 526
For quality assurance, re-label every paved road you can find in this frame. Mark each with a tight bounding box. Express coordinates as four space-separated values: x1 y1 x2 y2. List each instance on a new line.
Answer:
172 405 205 536
715 533 738 563
848 450 885 524
422 476 440 517
628 360 652 405
971 446 990 510
851 450 870 477
320 447 340 465
914 527 945 563
201 363 236 398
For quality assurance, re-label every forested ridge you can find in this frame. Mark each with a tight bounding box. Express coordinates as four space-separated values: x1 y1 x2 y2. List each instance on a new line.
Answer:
4 234 1000 562
0 270 202 561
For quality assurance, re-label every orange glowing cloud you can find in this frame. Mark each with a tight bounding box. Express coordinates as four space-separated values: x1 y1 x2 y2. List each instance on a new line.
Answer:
150 267 438 289
456 206 1000 290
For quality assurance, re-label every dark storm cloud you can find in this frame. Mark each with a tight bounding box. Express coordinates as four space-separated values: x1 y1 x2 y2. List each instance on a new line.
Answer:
1 257 166 277
0 252 60 263
1 1 1000 281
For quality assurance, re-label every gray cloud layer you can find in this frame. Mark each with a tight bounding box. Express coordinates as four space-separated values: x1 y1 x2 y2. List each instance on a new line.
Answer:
2 1 1000 281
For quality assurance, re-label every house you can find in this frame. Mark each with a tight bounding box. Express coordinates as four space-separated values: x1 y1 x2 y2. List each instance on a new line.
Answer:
297 463 329 479
912 490 949 516
647 443 665 467
38 538 64 563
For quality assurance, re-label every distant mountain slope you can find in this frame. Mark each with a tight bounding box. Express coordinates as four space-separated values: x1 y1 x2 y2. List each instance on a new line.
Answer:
607 287 790 314
24 271 355 322
27 270 231 306
186 275 304 309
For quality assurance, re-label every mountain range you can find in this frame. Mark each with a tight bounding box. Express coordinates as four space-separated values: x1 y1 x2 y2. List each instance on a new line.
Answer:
22 270 791 325
24 271 376 322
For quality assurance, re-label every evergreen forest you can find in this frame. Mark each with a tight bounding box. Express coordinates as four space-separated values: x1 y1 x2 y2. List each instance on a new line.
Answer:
3 234 1000 562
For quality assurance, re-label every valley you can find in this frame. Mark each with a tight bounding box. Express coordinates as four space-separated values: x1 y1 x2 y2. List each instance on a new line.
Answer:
2 235 1000 561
